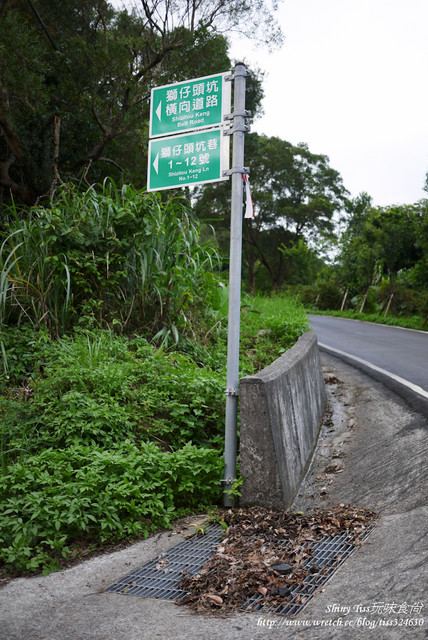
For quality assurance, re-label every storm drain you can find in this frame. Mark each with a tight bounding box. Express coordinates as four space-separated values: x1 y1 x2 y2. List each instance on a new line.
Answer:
105 524 374 615
245 525 374 616
105 524 224 600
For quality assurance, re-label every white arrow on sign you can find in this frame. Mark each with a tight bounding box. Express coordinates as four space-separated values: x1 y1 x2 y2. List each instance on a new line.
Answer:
153 153 159 174
156 101 162 122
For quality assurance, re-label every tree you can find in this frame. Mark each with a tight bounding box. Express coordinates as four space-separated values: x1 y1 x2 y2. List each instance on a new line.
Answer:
337 198 427 314
0 0 278 209
335 193 380 311
194 133 348 291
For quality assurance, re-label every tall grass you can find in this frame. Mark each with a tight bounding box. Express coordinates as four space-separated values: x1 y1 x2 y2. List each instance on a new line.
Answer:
0 180 221 341
0 224 72 335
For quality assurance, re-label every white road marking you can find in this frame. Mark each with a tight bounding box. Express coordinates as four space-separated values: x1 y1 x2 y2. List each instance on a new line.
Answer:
318 342 428 400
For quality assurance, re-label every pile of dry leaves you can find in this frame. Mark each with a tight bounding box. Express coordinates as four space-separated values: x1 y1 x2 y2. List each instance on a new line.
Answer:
177 505 376 615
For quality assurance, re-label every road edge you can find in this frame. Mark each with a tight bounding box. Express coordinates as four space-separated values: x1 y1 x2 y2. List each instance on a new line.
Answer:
318 342 428 419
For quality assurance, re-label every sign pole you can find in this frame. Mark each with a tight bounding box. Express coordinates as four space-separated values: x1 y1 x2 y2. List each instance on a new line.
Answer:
223 62 249 507
146 65 249 507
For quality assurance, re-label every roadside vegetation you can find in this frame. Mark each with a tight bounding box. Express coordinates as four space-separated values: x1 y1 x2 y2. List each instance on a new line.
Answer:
1 0 426 581
276 196 428 331
0 183 307 576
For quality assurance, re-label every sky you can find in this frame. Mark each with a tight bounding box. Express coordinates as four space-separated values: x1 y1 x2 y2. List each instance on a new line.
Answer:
229 0 428 207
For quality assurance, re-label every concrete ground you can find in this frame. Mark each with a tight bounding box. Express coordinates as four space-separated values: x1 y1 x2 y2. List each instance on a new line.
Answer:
1 353 427 640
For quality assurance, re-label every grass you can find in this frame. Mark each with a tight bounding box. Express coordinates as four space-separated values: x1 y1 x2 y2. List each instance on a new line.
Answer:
0 181 221 343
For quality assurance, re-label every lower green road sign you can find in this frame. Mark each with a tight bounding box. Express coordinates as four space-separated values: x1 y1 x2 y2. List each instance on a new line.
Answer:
147 129 229 191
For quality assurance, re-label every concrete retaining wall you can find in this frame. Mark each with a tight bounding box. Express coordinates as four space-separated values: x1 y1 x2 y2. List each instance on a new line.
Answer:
239 331 326 509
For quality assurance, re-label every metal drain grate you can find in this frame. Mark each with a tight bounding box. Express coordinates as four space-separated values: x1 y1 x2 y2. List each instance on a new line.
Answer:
106 523 374 616
105 524 224 600
244 526 374 616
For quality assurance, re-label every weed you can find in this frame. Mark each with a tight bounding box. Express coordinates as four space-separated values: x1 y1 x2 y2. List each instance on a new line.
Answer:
0 442 222 573
0 293 307 574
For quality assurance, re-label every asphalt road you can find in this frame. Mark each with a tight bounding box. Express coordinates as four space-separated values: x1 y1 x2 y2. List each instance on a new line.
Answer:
309 315 428 398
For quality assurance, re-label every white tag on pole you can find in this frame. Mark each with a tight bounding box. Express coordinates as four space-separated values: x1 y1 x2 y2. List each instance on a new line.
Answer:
243 173 254 218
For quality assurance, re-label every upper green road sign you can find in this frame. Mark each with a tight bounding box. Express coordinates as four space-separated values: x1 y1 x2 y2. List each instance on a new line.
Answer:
147 129 229 191
149 72 231 138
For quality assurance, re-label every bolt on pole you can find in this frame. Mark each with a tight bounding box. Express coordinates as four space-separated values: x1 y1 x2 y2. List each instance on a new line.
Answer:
223 62 249 507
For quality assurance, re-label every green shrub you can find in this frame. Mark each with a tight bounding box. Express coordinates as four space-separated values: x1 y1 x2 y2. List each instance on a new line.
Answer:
35 391 136 449
0 442 222 573
0 326 51 387
0 293 308 575
1 330 226 463
350 286 378 313
0 397 37 468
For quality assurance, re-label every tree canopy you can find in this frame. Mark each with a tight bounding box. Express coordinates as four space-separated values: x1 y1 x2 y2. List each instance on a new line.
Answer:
0 0 274 208
338 199 427 291
194 133 349 290
326 196 428 317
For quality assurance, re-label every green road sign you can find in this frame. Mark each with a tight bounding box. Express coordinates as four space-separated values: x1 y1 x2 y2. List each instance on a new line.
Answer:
147 129 229 191
149 72 231 138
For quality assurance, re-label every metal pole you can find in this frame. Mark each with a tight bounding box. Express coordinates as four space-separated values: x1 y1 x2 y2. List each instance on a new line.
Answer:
223 62 248 507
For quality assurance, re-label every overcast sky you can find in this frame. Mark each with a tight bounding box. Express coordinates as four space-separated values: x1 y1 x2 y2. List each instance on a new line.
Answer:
229 0 428 207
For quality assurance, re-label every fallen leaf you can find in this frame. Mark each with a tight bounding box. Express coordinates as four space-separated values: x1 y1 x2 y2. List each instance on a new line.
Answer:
203 594 223 606
176 505 376 616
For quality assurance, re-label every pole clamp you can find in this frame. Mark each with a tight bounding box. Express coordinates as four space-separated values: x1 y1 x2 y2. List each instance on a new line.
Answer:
225 110 252 120
223 166 249 176
225 68 252 82
225 387 239 396
223 124 251 136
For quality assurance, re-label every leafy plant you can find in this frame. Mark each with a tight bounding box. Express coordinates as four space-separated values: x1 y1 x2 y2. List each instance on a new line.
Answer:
0 293 308 575
0 325 50 386
224 476 244 500
0 441 222 573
